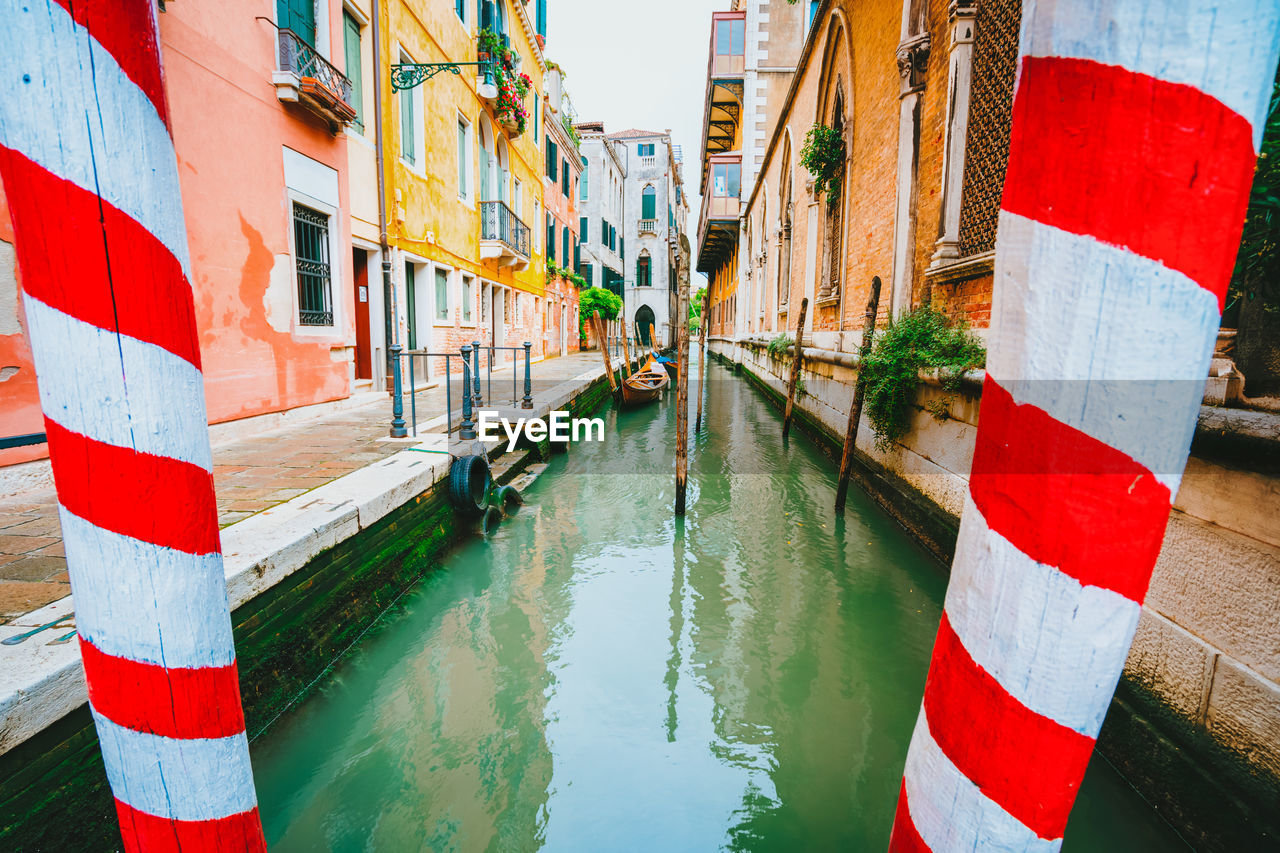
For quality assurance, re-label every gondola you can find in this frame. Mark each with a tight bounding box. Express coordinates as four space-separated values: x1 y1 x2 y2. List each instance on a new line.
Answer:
654 354 678 379
620 356 671 407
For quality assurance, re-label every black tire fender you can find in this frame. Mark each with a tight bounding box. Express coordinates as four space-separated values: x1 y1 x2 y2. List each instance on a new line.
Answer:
448 454 491 517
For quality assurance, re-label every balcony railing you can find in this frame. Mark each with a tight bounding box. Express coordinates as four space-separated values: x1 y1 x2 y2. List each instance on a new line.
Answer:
275 28 357 131
480 200 531 268
639 156 656 168
638 219 658 234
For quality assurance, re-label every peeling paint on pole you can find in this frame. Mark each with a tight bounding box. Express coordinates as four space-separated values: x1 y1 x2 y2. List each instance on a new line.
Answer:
889 1 1280 850
0 1 266 849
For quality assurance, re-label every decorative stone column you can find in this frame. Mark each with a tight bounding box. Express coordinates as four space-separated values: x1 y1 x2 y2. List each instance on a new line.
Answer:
929 0 976 268
889 28 931 319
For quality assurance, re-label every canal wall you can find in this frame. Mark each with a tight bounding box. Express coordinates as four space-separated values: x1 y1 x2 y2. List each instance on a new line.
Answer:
0 365 622 850
709 335 1280 851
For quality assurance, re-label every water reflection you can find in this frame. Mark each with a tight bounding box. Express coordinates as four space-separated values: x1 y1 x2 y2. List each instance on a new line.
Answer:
252 357 1186 852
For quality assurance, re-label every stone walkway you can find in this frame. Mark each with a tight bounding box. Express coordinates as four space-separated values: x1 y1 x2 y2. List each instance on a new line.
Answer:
0 349 612 623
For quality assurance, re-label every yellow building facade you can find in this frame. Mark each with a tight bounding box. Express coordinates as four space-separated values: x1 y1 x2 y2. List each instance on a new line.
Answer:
381 0 553 378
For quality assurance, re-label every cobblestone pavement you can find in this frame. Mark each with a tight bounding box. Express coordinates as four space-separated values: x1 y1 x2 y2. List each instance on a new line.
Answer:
0 350 611 623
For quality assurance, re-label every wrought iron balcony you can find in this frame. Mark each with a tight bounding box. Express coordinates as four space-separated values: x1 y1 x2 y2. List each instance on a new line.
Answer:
480 200 531 270
274 28 357 133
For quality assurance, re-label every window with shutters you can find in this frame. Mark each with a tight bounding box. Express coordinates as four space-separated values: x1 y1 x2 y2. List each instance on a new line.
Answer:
580 156 589 200
342 13 364 131
547 214 556 262
455 0 466 23
461 275 474 324
637 252 651 287
562 224 569 264
580 216 588 239
399 50 420 166
546 138 558 180
601 219 608 244
562 160 570 196
293 203 333 326
277 0 316 45
457 117 471 200
435 268 450 323
641 185 657 220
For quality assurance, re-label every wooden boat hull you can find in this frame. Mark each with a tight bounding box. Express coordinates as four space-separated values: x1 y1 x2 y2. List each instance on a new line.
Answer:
620 361 670 407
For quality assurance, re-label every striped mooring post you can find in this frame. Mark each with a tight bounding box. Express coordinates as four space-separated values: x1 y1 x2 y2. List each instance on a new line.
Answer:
0 2 266 849
890 2 1280 851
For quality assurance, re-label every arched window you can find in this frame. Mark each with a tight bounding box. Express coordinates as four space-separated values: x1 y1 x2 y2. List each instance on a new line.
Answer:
637 251 651 287
641 185 657 221
819 85 847 301
580 155 589 201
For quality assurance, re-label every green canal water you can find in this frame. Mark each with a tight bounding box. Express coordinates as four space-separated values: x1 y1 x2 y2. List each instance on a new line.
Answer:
251 357 1186 851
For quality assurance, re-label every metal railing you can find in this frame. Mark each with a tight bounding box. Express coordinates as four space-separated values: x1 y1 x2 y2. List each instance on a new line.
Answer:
480 200 531 258
391 341 534 440
278 28 354 106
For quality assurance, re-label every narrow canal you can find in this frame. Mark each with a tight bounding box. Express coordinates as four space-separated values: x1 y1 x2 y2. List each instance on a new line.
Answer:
251 357 1186 851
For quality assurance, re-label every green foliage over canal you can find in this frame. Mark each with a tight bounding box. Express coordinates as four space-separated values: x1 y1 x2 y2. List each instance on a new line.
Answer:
252 358 1186 851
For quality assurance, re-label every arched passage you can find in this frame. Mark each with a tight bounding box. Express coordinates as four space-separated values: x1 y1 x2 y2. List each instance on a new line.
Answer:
634 304 656 347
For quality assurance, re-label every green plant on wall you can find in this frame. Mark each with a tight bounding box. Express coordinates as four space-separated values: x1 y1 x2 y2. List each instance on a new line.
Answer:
800 123 845 204
546 260 588 290
861 306 986 451
578 286 622 341
766 333 794 360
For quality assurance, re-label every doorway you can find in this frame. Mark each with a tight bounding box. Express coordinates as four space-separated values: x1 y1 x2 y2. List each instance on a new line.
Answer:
352 248 372 381
635 304 656 347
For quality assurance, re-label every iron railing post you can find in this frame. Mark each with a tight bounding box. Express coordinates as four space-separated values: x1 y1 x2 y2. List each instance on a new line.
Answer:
522 341 533 409
471 340 483 409
408 351 417 437
444 355 453 435
460 345 477 440
390 344 408 437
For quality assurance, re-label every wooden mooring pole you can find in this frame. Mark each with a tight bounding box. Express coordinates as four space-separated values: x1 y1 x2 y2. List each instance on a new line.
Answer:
695 287 710 432
782 297 809 438
889 5 1279 849
593 312 617 394
619 316 633 377
835 276 882 511
0 2 266 848
674 258 691 514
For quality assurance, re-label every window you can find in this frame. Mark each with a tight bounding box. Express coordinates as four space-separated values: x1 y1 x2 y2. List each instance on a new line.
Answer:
293 203 333 326
533 92 540 141
277 0 316 45
399 51 417 165
601 219 608 244
455 0 466 22
513 178 522 216
610 224 616 251
637 253 651 287
581 264 593 286
462 275 474 324
580 216 588 237
435 268 450 322
546 137 559 180
457 118 470 199
712 162 741 198
562 224 569 264
580 156 589 200
714 15 745 75
405 262 418 348
574 236 580 269
807 0 819 32
561 160 570 196
343 13 364 131
547 214 555 262
641 185 657 220
637 143 655 157
619 236 624 261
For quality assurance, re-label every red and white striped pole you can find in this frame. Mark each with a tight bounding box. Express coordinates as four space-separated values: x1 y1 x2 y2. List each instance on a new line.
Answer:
0 2 265 850
891 2 1279 850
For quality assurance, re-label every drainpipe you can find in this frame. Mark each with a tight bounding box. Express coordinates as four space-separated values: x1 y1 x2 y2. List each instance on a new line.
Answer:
372 0 407 436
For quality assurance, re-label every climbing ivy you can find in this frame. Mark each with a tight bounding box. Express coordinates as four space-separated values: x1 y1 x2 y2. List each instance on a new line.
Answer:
861 306 986 451
799 123 845 204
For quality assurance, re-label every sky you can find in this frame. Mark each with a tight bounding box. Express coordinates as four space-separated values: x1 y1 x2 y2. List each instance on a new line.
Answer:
545 0 724 286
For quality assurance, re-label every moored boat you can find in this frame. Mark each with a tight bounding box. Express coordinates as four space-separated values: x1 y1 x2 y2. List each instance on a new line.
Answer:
620 356 671 407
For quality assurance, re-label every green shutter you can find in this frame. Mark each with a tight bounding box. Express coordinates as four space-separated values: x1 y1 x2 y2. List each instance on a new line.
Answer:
642 187 656 220
278 0 316 44
405 264 417 350
562 226 569 264
343 14 363 130
400 89 415 164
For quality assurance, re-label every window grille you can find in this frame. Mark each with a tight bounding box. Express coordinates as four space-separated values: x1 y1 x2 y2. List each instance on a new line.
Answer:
293 203 333 326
